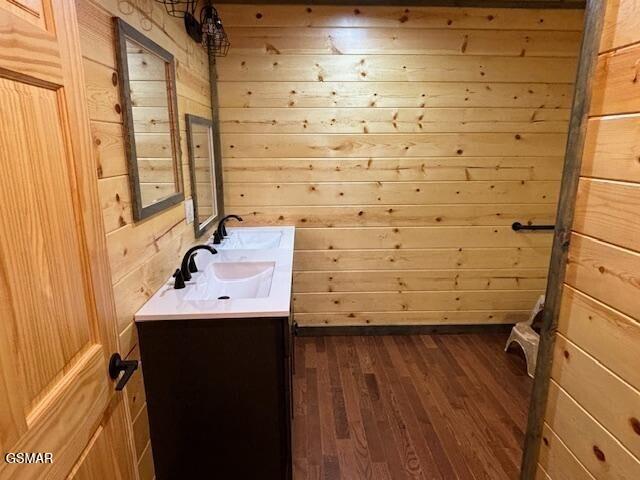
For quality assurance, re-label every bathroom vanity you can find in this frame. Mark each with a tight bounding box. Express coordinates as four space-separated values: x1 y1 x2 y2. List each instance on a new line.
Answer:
135 227 295 480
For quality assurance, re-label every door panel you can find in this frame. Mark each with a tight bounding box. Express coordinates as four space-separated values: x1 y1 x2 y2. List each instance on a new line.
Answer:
68 396 133 480
0 1 136 478
0 78 93 405
1 0 47 29
0 347 108 478
0 12 61 84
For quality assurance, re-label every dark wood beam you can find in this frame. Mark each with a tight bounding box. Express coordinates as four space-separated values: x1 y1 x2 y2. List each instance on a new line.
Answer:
519 0 606 478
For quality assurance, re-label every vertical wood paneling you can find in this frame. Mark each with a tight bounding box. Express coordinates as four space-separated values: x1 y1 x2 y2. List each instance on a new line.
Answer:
217 3 582 327
540 2 640 478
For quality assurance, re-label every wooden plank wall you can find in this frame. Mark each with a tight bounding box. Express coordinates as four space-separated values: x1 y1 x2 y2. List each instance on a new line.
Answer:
76 1 212 478
537 1 640 478
215 4 584 327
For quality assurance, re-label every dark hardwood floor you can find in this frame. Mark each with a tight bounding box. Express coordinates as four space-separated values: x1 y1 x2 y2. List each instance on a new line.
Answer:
292 333 533 480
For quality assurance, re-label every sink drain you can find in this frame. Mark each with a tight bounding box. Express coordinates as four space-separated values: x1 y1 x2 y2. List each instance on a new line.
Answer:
217 295 230 300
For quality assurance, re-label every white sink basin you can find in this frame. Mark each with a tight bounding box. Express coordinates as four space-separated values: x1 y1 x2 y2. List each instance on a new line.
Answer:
135 226 295 321
220 230 282 250
184 261 275 301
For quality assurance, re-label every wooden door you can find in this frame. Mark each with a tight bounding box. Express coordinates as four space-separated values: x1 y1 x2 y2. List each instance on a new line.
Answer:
0 1 137 479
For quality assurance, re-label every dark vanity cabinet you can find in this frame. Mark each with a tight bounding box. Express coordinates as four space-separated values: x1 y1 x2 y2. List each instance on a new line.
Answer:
137 315 293 479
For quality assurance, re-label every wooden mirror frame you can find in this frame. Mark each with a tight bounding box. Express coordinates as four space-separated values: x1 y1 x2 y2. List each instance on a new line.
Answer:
114 17 184 222
186 114 225 238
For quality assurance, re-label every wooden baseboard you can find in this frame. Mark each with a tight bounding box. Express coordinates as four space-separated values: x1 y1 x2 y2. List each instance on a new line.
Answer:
294 323 513 336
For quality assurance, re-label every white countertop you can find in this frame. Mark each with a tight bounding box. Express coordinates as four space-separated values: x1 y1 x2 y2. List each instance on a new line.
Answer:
135 226 295 321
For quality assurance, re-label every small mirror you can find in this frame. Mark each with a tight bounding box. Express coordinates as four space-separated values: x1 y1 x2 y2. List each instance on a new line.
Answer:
114 18 184 221
186 115 224 238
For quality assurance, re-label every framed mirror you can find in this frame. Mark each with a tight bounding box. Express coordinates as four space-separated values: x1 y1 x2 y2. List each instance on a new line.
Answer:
114 18 184 221
186 114 224 238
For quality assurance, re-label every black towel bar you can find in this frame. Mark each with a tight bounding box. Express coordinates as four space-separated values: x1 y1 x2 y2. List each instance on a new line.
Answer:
512 222 555 232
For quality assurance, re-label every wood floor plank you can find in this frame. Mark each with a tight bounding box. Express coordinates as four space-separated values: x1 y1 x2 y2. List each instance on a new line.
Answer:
341 341 383 479
293 333 533 479
306 368 323 469
368 337 424 479
335 438 361 479
411 337 503 480
349 348 387 477
380 337 443 479
399 337 476 480
326 339 350 441
446 338 522 477
316 338 340 463
350 337 410 480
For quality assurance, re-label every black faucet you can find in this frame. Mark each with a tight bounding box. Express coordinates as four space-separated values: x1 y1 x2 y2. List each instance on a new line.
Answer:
213 214 243 244
174 245 218 288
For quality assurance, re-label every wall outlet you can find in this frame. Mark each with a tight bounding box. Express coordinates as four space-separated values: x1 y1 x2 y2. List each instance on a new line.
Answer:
185 199 194 224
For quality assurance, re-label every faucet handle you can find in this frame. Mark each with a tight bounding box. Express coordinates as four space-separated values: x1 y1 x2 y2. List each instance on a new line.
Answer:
173 269 186 289
212 231 222 244
188 253 198 273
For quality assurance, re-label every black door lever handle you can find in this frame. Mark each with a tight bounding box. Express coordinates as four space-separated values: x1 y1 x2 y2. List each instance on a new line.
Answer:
109 353 139 391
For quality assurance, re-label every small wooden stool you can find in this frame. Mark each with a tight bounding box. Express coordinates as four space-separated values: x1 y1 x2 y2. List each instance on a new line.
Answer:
505 295 545 378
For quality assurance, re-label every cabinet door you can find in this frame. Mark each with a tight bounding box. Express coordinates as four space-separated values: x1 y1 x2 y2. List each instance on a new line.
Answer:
0 2 137 478
138 318 290 479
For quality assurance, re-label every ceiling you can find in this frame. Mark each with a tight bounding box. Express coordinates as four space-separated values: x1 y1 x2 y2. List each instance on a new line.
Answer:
212 0 586 9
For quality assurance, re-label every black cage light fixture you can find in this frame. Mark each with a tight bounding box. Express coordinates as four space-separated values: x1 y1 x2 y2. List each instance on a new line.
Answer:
154 0 197 18
200 5 230 56
153 0 230 56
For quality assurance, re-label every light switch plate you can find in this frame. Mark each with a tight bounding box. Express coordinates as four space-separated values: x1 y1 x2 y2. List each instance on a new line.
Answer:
185 198 194 224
